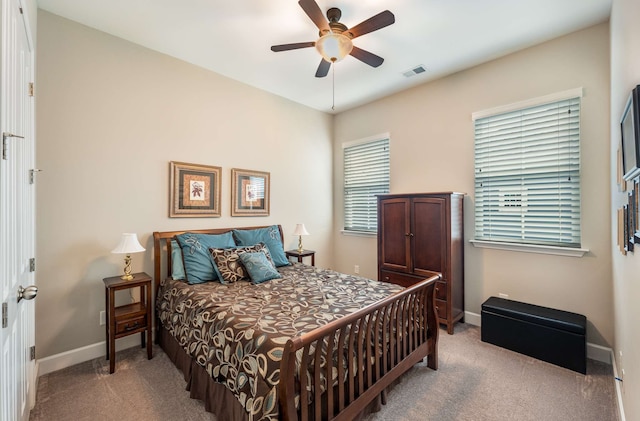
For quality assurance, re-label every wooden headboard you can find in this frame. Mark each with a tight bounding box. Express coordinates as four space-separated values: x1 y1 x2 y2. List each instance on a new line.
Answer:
152 225 285 297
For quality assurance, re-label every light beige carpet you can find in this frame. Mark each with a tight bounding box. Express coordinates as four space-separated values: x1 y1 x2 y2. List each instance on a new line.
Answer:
30 324 618 421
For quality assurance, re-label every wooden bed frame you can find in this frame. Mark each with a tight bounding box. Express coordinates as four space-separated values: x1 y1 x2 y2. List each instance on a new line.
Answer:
153 225 440 421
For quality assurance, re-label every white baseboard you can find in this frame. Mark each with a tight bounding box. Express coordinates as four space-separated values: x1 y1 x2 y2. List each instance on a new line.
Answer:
463 310 611 364
464 310 482 326
611 350 627 421
37 335 142 377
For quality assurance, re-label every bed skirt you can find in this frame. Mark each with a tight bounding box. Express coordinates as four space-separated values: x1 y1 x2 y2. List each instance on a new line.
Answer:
159 326 387 420
160 327 250 421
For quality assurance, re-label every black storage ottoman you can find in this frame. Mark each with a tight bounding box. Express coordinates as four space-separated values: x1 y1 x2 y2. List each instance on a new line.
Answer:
481 296 586 374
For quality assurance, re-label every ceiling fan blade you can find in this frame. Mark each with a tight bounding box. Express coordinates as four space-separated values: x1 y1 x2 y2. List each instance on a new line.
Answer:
350 46 384 67
347 10 395 39
315 59 331 78
298 0 329 32
271 42 315 52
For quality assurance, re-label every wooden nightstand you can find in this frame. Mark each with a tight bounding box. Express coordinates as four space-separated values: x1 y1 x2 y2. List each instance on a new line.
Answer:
103 272 153 374
285 249 316 266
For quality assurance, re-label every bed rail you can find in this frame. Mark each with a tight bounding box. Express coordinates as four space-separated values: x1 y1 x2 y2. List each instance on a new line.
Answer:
279 274 440 421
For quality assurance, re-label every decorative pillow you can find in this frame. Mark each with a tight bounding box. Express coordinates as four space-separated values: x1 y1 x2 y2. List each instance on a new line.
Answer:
170 239 186 280
232 225 290 267
209 243 275 284
176 232 236 284
239 251 282 284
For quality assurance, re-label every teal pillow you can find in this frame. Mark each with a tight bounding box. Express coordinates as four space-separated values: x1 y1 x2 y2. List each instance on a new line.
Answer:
232 226 290 267
239 251 282 284
176 232 236 284
170 239 185 280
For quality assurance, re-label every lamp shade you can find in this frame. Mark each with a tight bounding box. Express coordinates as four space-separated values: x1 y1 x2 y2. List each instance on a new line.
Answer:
315 33 353 62
111 233 145 254
292 224 310 236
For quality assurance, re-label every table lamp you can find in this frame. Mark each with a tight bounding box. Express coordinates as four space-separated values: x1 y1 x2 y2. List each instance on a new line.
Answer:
292 224 309 253
111 233 145 280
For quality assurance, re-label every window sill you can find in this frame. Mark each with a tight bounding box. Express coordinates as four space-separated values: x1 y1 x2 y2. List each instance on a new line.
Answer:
469 239 589 257
341 230 377 238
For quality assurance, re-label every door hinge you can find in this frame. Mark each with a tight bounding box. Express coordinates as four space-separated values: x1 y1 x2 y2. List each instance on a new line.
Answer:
19 7 23 14
30 346 35 360
29 258 36 272
2 303 7 328
2 132 25 160
29 169 42 184
29 82 34 97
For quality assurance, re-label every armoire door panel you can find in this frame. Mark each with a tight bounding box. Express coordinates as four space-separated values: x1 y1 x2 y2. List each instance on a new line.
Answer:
379 198 411 272
412 198 447 275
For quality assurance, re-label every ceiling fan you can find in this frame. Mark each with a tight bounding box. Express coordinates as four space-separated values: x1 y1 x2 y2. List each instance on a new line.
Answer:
271 0 395 78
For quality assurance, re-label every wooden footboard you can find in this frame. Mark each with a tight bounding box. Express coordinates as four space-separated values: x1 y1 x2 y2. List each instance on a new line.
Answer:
279 274 440 421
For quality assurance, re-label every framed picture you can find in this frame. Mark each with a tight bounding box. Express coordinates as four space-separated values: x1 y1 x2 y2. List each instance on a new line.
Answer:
618 208 626 255
231 168 270 216
635 180 640 242
169 161 221 218
624 204 634 253
629 189 636 247
621 86 640 180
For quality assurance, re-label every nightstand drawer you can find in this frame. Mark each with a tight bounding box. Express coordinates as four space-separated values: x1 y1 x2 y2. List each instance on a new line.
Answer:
115 314 147 334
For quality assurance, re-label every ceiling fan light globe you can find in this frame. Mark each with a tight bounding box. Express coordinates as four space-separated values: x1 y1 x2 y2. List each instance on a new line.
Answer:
316 33 353 62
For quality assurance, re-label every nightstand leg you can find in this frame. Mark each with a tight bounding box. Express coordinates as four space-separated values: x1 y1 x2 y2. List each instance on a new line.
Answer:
109 289 116 374
105 289 109 360
140 285 145 349
146 282 152 360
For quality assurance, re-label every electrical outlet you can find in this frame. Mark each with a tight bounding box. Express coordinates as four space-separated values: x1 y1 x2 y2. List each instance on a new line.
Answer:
498 293 509 299
354 265 360 274
99 311 106 326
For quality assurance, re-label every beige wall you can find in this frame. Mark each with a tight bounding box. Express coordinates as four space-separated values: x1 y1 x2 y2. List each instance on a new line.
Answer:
35 11 333 358
333 23 613 347
610 0 640 419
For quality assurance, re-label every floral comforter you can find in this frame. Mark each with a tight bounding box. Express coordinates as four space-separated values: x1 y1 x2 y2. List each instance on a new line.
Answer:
156 263 403 421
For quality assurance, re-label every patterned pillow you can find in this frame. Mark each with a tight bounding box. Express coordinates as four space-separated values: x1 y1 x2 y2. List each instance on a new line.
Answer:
176 232 236 284
232 225 290 267
209 243 275 284
239 251 282 284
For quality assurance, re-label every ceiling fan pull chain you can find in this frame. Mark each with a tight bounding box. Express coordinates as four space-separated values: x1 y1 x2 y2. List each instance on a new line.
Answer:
332 65 335 111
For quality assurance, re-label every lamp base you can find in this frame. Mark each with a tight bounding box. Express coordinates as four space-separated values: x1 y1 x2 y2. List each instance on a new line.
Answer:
121 254 134 280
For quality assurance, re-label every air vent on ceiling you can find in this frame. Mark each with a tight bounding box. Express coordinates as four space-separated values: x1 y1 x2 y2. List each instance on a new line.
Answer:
402 65 427 78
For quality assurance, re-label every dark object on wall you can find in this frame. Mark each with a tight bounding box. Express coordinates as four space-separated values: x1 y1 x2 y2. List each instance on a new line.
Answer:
621 84 640 180
481 296 586 374
378 192 465 334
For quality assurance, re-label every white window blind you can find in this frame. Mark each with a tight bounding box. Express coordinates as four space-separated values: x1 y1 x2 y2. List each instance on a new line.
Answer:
344 137 390 233
474 96 581 247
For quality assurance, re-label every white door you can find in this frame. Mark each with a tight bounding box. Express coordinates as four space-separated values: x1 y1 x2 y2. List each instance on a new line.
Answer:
0 0 36 420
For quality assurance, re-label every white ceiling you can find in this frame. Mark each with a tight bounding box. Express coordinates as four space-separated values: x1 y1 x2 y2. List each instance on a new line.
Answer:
36 0 612 114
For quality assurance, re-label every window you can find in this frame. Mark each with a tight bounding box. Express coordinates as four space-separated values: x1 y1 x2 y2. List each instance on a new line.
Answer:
343 136 390 233
473 91 581 248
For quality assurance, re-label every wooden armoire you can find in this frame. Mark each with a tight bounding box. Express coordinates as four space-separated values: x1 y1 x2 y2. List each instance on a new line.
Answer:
377 192 464 334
